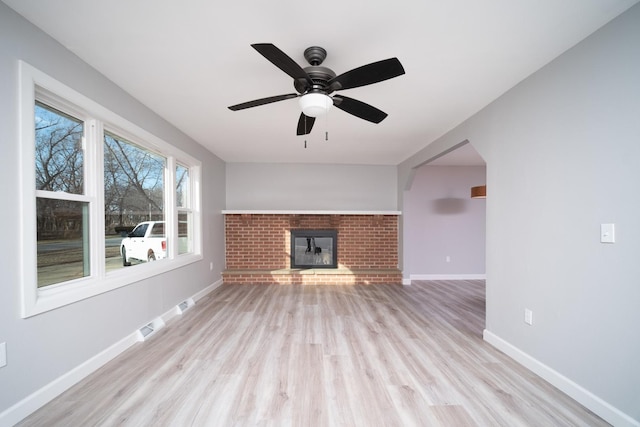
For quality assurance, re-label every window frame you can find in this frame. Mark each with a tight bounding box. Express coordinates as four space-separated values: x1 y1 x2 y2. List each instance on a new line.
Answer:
33 99 93 287
176 162 196 256
19 61 203 318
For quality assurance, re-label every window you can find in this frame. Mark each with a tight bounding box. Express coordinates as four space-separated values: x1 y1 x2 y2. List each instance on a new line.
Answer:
104 131 166 271
34 102 90 288
20 61 202 317
176 164 193 255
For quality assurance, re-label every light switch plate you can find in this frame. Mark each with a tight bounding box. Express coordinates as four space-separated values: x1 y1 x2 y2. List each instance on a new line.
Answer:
601 223 615 243
524 309 533 325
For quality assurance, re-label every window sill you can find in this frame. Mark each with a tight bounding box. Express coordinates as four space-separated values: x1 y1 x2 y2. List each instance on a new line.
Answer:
22 253 203 318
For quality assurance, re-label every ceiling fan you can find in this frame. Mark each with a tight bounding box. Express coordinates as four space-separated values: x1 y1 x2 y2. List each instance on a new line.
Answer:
228 43 405 135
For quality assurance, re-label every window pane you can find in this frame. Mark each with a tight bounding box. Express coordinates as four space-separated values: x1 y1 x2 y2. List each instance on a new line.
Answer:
176 164 189 208
35 102 84 194
178 212 192 255
177 164 192 255
103 131 166 270
37 198 90 287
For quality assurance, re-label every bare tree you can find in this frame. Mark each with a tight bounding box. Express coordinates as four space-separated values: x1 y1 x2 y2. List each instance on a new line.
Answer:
35 103 166 237
35 103 84 238
103 133 165 230
35 104 83 192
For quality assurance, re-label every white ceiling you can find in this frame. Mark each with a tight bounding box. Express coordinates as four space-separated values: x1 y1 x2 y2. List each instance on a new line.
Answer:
4 0 637 165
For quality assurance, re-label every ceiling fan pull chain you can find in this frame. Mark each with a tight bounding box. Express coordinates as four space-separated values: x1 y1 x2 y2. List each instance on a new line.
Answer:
304 114 308 148
325 106 329 141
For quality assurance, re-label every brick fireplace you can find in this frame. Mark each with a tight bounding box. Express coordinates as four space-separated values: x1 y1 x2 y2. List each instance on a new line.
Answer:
222 211 402 285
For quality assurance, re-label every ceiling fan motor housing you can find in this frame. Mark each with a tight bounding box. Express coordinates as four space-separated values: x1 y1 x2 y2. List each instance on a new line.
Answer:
293 46 337 94
295 66 336 94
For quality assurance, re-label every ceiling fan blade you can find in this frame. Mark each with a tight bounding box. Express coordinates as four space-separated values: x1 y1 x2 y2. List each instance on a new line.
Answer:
333 95 388 123
251 43 313 91
296 113 315 135
228 93 298 111
329 58 405 91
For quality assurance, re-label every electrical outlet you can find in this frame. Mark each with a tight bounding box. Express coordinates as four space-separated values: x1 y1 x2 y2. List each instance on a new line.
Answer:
210 262 213 271
524 309 533 325
0 342 6 368
445 256 451 263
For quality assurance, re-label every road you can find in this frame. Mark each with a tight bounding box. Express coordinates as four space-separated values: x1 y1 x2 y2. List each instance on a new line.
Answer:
37 236 123 253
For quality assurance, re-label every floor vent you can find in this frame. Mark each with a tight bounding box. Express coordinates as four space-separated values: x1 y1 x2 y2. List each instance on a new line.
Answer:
139 324 154 337
176 298 195 314
136 317 165 342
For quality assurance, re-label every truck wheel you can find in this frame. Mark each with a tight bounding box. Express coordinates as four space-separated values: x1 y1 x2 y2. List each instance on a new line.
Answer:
148 251 156 262
122 248 131 266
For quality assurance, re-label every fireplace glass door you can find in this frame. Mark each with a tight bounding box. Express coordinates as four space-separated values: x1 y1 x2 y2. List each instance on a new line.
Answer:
290 229 337 269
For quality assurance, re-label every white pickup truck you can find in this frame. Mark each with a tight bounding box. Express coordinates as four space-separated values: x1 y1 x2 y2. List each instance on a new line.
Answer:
120 221 166 266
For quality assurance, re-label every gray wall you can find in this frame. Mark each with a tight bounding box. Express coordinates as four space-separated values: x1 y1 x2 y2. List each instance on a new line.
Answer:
404 165 486 277
3 0 639 424
399 4 640 423
0 3 226 416
226 163 397 211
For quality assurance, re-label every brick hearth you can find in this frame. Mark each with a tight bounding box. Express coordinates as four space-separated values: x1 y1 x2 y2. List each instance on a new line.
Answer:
222 212 402 285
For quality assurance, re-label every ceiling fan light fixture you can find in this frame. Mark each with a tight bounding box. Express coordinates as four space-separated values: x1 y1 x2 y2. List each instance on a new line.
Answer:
299 93 332 117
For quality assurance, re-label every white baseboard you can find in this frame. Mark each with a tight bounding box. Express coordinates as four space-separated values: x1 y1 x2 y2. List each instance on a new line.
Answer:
410 274 486 281
0 279 224 427
0 332 139 427
193 278 223 302
483 329 639 427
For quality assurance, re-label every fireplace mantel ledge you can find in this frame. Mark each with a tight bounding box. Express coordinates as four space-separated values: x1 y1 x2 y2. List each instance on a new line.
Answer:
222 210 401 215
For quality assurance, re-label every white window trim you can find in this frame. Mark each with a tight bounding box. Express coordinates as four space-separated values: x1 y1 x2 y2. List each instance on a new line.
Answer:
176 162 198 256
19 61 202 318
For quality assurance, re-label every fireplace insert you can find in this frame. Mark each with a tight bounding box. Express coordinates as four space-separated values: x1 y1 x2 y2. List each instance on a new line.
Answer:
290 229 337 269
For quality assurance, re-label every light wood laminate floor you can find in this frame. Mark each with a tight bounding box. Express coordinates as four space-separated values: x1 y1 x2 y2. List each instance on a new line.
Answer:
19 281 608 426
